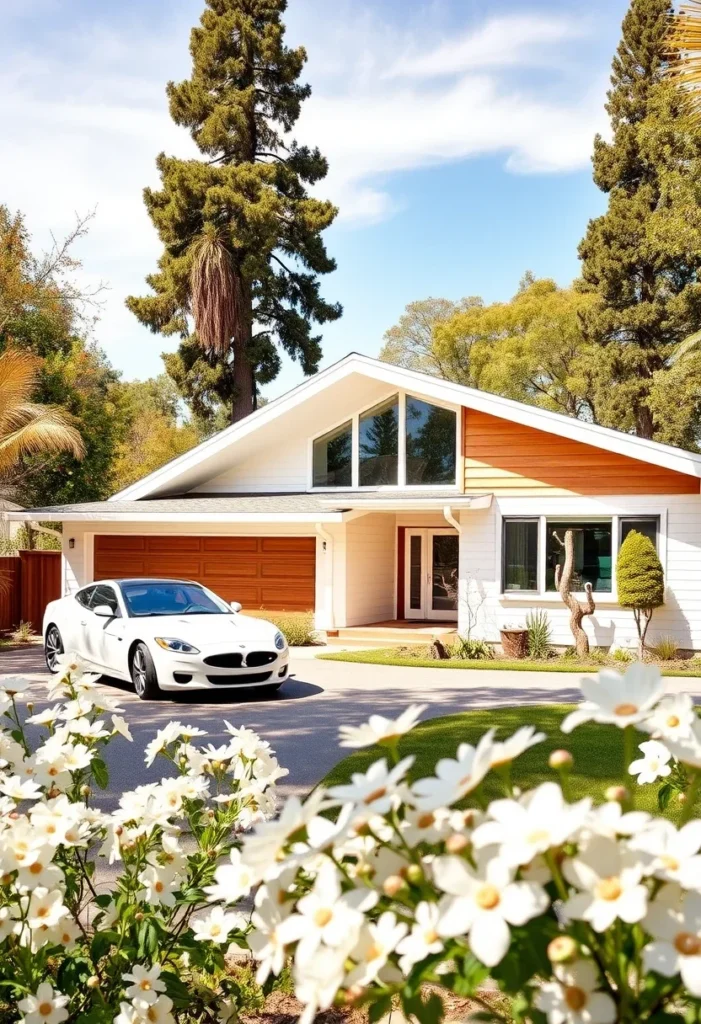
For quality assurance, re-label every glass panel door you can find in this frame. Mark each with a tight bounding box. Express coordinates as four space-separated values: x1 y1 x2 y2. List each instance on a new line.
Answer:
404 529 459 621
431 534 459 613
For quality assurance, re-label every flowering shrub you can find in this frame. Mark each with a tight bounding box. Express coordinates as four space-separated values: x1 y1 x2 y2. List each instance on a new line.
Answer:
0 655 287 1024
228 665 701 1024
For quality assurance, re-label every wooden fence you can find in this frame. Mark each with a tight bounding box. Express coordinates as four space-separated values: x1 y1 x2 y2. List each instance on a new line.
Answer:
0 551 61 635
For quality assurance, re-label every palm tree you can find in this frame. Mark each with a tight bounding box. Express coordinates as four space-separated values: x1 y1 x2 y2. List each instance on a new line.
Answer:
667 2 701 98
0 347 84 479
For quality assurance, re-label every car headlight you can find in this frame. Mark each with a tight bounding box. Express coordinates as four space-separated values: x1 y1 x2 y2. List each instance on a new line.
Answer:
154 637 201 655
274 631 287 651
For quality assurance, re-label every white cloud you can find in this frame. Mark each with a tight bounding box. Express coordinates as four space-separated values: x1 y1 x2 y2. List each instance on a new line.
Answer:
0 2 608 382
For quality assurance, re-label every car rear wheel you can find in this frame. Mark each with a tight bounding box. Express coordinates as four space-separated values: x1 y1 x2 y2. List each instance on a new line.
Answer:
131 643 161 701
44 625 63 674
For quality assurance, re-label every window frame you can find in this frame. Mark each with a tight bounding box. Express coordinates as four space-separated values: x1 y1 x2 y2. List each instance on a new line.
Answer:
498 511 665 602
501 517 540 595
311 418 354 489
307 389 461 491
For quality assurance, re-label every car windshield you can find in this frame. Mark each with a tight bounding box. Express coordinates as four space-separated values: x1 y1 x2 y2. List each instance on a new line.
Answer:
120 582 230 618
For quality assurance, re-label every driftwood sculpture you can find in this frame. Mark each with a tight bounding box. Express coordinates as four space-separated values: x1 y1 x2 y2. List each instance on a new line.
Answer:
553 529 596 657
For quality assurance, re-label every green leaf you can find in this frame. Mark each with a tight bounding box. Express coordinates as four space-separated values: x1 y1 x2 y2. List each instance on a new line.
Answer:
92 757 109 789
368 995 393 1023
658 783 673 811
162 971 193 1009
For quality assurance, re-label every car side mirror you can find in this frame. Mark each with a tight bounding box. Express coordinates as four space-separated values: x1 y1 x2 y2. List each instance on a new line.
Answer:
230 601 242 613
93 604 115 618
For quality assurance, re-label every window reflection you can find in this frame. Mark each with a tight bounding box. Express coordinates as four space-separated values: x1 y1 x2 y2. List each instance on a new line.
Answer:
359 396 399 486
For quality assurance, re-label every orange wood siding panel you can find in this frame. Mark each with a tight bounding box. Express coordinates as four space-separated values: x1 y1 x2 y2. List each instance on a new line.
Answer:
463 409 699 496
94 535 316 612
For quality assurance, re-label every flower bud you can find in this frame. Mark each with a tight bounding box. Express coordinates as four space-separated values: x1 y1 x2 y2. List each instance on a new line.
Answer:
406 864 424 885
678 792 688 805
445 833 469 854
134 911 144 922
87 976 100 990
605 785 629 803
80 784 91 798
114 825 124 836
547 936 578 964
549 750 573 770
345 985 366 1006
382 874 407 897
26 702 34 713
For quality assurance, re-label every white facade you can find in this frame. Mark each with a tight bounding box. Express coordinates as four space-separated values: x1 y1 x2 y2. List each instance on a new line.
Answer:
12 355 701 652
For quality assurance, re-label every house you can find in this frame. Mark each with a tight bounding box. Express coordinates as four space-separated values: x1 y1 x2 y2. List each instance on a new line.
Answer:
10 352 701 652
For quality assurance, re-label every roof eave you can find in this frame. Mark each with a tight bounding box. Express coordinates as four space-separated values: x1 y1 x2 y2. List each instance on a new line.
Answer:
6 511 346 525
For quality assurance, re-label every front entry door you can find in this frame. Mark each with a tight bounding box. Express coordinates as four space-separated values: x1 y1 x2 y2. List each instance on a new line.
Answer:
405 529 459 621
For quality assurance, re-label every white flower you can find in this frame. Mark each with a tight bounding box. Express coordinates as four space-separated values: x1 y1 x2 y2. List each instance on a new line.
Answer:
472 783 591 868
488 725 545 768
1 677 32 697
563 835 648 932
240 789 326 876
61 743 94 771
122 964 166 1006
0 822 46 871
664 719 701 770
30 798 83 846
204 847 260 903
42 917 81 950
109 714 132 742
17 846 64 891
562 664 665 733
0 775 42 801
135 995 173 1024
644 884 701 995
338 704 427 749
583 801 650 840
433 853 549 967
192 907 243 944
411 731 494 811
138 865 180 907
536 959 616 1024
114 1003 139 1024
26 706 63 726
631 820 701 887
277 862 374 963
248 894 293 984
644 693 696 743
327 756 413 815
629 739 672 785
293 944 346 1024
396 902 444 973
17 983 69 1024
26 888 68 929
54 652 91 676
347 912 408 986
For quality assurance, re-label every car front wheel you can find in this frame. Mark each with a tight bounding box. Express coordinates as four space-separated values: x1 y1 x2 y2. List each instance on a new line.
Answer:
44 625 63 674
131 643 161 701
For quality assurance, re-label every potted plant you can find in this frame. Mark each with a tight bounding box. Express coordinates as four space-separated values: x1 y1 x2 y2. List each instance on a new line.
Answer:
500 621 529 658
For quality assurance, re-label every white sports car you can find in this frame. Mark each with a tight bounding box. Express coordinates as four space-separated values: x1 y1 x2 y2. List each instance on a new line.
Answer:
43 578 290 700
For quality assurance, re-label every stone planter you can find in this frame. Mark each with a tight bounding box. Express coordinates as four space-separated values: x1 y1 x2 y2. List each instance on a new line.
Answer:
500 628 529 660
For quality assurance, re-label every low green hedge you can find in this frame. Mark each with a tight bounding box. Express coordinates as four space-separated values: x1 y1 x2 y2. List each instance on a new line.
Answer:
245 610 319 646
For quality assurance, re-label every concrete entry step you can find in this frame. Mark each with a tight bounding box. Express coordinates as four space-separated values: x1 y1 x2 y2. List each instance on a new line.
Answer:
323 620 459 648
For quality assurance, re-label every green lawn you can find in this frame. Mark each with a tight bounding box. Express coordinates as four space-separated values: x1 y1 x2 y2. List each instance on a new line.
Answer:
317 647 701 677
322 704 682 817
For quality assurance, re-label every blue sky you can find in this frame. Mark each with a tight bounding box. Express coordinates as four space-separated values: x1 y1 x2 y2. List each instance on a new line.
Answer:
0 0 630 399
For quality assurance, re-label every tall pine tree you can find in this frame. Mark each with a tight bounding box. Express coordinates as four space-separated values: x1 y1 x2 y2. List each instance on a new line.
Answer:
578 0 701 446
127 0 341 423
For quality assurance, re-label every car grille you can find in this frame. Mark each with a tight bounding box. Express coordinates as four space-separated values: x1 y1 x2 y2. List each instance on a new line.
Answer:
203 651 276 668
206 671 273 685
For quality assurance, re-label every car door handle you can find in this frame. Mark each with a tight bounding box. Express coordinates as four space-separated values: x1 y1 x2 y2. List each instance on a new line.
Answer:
80 620 87 626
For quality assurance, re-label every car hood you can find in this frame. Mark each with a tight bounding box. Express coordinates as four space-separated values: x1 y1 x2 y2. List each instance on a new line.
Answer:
135 613 279 648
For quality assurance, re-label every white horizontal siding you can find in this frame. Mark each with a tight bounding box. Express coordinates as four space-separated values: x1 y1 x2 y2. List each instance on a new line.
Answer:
459 494 701 652
344 514 396 626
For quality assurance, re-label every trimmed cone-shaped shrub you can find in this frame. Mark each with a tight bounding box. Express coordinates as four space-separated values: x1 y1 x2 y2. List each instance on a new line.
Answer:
616 529 664 655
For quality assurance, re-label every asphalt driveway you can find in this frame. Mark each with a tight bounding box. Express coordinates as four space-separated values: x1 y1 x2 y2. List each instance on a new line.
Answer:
3 644 701 807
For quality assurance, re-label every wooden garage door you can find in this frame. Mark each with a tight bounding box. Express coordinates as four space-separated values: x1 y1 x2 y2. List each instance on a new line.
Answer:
93 535 316 612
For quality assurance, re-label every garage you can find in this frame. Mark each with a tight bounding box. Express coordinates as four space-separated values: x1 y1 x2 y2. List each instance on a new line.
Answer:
93 535 316 612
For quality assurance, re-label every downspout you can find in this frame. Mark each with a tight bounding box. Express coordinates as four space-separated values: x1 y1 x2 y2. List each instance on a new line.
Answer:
315 523 335 630
443 506 462 534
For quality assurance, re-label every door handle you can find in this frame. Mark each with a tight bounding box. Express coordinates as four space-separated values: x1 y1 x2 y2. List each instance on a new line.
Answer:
80 620 87 626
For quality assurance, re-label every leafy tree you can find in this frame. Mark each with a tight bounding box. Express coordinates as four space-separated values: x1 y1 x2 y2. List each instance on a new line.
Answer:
616 529 665 657
578 0 701 444
379 297 482 377
432 278 598 418
109 377 201 493
127 0 341 424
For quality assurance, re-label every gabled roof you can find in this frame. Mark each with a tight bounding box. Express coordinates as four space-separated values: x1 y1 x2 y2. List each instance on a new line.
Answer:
112 352 701 502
